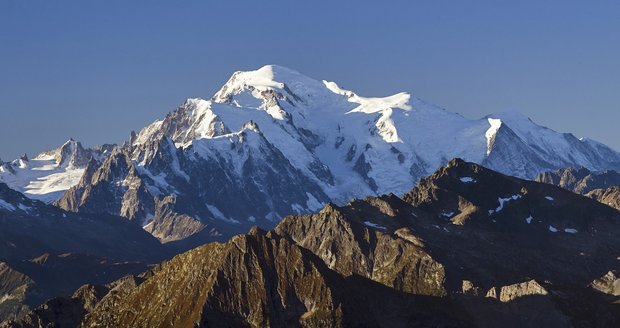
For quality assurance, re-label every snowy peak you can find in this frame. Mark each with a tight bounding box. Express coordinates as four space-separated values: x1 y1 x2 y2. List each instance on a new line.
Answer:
482 110 620 175
35 138 90 168
212 65 312 118
136 65 420 156
33 138 113 169
212 65 414 122
0 140 114 203
133 99 233 148
219 65 305 91
56 138 88 167
213 65 315 105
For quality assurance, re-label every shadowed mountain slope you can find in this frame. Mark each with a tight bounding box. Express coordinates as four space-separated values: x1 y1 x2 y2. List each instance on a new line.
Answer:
7 159 620 327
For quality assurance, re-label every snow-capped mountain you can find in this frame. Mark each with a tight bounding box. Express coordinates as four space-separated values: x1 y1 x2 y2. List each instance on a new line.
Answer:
52 65 620 242
0 139 113 203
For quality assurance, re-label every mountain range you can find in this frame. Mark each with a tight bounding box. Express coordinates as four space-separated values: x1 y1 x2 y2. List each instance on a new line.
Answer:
2 65 620 326
2 65 619 245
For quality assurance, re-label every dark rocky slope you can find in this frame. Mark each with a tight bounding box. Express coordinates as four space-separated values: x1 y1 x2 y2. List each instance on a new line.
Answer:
7 159 620 327
0 183 165 262
56 131 328 244
0 184 170 324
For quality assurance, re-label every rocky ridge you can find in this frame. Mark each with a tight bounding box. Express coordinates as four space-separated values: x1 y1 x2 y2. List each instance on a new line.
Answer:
8 159 620 327
537 167 620 211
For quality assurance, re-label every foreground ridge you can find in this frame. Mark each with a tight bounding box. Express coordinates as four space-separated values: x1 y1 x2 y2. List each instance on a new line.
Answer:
7 159 620 327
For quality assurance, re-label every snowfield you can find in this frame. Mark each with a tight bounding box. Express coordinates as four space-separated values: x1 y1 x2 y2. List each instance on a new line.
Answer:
0 139 110 203
0 157 85 203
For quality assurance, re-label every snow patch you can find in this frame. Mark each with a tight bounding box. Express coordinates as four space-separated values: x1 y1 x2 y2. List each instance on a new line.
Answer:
141 213 154 227
207 204 239 224
564 228 578 234
441 211 454 218
489 194 522 214
16 203 31 212
305 193 323 211
363 220 387 230
548 225 558 232
545 196 554 201
525 216 533 224
142 221 154 230
485 118 503 155
459 177 475 183
0 199 16 211
291 203 304 214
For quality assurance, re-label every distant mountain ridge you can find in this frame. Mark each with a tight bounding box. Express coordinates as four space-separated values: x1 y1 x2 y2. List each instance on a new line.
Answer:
537 167 620 211
537 167 620 194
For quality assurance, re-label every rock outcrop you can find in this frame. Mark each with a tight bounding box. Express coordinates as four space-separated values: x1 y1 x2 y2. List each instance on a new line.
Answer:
537 167 620 194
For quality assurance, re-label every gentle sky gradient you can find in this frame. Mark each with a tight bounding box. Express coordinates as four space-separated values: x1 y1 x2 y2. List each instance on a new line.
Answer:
1 0 619 160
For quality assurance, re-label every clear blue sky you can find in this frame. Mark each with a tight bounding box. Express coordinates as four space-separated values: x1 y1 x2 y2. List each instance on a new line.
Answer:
1 0 619 160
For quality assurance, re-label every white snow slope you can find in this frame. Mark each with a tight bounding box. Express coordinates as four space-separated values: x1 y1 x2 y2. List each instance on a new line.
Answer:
0 139 109 203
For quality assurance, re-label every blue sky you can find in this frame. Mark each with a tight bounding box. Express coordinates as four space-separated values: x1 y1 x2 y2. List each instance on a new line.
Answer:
1 0 619 160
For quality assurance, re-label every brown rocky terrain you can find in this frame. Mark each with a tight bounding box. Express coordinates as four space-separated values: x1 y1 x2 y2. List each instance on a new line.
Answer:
586 187 620 211
536 167 620 195
5 159 620 327
0 263 33 322
537 167 620 211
